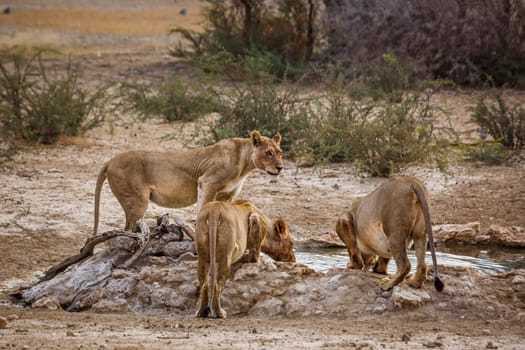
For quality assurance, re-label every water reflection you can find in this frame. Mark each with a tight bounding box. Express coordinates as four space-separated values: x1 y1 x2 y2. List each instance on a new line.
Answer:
295 244 525 275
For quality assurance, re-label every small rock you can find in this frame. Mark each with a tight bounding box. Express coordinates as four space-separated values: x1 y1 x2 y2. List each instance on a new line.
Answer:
514 312 525 322
6 314 19 321
0 316 7 329
423 341 443 348
486 341 498 349
372 304 387 314
391 285 431 308
511 275 525 284
32 296 61 310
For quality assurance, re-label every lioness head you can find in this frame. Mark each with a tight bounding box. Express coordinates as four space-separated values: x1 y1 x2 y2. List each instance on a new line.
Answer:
261 218 296 262
250 130 283 176
335 211 375 270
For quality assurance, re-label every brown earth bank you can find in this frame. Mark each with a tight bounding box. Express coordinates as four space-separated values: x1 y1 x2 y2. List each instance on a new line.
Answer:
1 1 525 349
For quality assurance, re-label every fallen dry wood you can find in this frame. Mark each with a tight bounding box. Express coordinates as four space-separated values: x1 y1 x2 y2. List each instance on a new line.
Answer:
173 215 195 241
39 229 146 282
39 214 186 282
123 215 171 268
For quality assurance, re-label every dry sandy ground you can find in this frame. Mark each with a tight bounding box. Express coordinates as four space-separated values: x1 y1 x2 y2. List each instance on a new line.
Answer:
1 1 525 349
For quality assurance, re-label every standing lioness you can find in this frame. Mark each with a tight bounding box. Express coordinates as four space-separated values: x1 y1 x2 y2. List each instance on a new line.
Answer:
336 176 444 292
195 199 295 318
93 130 283 235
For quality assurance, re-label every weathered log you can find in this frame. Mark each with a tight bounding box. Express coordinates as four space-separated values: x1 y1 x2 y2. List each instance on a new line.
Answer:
39 229 145 282
122 216 170 268
173 215 195 241
39 214 187 282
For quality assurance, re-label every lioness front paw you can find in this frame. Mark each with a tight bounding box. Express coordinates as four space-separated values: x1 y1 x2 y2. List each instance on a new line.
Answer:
379 277 394 291
210 307 227 319
195 307 209 318
406 275 423 289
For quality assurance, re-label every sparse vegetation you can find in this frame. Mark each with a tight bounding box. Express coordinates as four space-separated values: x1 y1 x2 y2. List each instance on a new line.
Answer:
469 91 525 149
121 75 223 122
297 77 453 176
206 66 452 176
0 47 109 144
463 141 509 166
207 74 315 153
170 0 319 80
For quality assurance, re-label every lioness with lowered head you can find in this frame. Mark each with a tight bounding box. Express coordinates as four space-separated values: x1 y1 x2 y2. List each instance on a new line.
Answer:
195 199 295 318
336 176 444 292
93 130 283 236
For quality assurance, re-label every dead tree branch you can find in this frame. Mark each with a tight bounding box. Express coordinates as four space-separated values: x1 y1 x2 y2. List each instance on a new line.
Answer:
173 215 195 241
39 214 186 282
39 229 144 282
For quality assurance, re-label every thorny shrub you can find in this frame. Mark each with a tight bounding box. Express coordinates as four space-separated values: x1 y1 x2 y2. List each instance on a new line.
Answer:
0 47 108 144
170 0 319 80
469 91 525 150
121 75 223 122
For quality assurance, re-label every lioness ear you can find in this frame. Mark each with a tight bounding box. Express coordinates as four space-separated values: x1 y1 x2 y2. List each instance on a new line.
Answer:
273 132 282 145
274 218 287 240
250 130 262 147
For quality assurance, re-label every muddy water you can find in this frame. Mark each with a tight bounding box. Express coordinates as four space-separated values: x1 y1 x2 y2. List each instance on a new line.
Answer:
296 244 525 275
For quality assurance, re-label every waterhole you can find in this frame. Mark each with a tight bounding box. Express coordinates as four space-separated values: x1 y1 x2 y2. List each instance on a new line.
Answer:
295 243 525 275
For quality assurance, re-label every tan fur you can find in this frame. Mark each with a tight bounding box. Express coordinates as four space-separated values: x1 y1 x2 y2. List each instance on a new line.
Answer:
195 199 295 318
335 176 444 291
93 130 283 235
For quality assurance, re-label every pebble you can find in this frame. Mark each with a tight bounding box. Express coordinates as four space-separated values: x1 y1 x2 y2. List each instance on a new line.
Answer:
0 316 7 329
486 341 498 349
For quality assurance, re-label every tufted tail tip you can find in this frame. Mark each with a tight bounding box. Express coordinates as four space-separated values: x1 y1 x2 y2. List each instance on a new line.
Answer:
434 277 445 292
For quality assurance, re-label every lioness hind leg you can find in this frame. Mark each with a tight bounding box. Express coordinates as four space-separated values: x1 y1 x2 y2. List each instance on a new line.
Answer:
123 200 149 232
196 260 210 318
406 237 428 289
380 250 410 291
108 176 150 232
196 283 210 318
209 264 229 319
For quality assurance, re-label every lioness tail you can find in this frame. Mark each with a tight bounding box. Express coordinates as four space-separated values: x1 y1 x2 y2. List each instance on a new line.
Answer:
93 161 109 236
207 211 219 317
412 182 445 292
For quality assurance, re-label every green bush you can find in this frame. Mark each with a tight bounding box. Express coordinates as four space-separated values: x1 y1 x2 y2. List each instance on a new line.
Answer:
207 67 452 177
121 75 223 122
208 75 315 154
463 141 508 165
299 75 452 176
170 0 316 81
470 92 525 149
0 47 108 144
